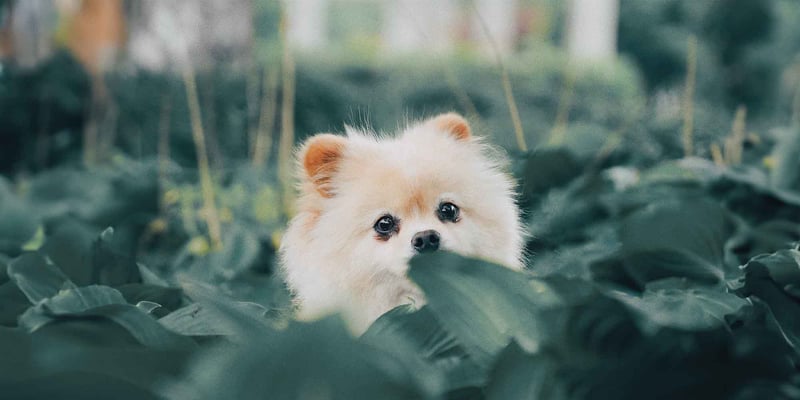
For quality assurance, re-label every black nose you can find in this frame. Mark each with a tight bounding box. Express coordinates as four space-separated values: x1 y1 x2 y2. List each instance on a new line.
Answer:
412 230 440 253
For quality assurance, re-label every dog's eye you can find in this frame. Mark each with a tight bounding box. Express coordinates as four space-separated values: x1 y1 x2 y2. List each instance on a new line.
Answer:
374 215 397 235
437 202 460 222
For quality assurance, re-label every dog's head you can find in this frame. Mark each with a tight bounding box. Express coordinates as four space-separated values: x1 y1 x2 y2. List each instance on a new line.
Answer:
296 113 523 277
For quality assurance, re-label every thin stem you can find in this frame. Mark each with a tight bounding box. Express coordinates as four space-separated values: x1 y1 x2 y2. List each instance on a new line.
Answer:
253 67 279 167
277 7 296 215
181 64 223 250
470 0 527 152
682 35 697 158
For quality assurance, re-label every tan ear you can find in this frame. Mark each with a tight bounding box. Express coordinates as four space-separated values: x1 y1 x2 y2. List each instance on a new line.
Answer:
299 134 347 198
429 112 472 141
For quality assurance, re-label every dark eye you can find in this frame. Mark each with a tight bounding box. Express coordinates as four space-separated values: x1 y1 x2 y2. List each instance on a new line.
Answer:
374 215 397 236
437 202 460 222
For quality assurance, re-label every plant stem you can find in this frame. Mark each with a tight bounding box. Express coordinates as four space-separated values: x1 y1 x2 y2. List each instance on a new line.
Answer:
548 66 576 146
682 35 697 158
470 0 527 152
253 67 279 167
181 64 223 250
157 93 172 214
277 7 296 216
724 105 746 165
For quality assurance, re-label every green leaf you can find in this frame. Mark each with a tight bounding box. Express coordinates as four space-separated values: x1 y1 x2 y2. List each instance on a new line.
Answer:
7 252 75 304
0 177 40 256
740 260 800 351
602 197 737 288
408 252 558 367
159 302 269 336
164 317 439 400
748 249 800 288
514 148 583 209
18 284 195 350
89 227 143 286
363 306 479 392
485 341 566 400
39 220 96 286
116 283 183 311
0 282 29 326
610 278 749 331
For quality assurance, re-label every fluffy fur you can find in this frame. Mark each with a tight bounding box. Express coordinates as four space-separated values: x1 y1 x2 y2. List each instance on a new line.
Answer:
279 113 524 333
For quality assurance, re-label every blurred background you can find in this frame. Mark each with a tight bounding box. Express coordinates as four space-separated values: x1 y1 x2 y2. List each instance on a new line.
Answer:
1 0 799 305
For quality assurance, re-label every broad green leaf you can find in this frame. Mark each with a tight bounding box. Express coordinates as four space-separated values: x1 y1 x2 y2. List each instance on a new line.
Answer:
89 227 143 286
748 249 800 288
18 284 195 350
621 250 726 286
39 220 96 286
7 252 75 304
0 177 40 256
363 306 479 391
740 261 800 351
620 198 731 267
1 372 162 400
514 148 583 209
40 284 127 313
159 302 269 336
408 252 558 367
169 280 281 339
116 283 183 312
0 282 29 326
610 278 748 331
485 341 566 400
608 198 736 287
163 317 439 400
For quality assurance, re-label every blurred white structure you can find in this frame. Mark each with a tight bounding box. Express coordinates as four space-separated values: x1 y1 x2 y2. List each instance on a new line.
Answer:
382 0 457 54
471 0 517 57
286 0 328 50
286 0 521 56
566 0 619 61
127 0 253 71
6 0 58 67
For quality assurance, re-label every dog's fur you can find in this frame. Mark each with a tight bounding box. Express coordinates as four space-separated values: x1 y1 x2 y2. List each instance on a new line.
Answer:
279 113 524 333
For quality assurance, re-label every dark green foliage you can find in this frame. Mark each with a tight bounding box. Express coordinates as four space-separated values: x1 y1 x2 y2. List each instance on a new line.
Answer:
3 135 797 398
618 0 800 117
2 8 800 396
0 51 90 172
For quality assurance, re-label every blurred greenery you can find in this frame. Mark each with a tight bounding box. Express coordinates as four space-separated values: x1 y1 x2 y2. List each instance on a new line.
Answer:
1 0 800 398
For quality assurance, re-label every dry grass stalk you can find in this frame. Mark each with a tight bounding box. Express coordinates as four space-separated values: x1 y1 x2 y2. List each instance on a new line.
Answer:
548 67 576 146
710 143 725 166
681 35 698 157
470 0 527 152
181 64 223 250
793 79 800 127
724 106 747 165
253 67 279 167
277 8 296 215
157 94 172 214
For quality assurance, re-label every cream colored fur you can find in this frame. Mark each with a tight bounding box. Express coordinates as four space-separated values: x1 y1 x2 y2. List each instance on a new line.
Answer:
279 114 524 333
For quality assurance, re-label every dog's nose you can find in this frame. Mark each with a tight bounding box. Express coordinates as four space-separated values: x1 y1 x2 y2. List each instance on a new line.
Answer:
412 230 440 253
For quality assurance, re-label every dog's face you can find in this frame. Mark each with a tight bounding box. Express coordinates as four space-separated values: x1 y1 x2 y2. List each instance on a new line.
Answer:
298 114 523 278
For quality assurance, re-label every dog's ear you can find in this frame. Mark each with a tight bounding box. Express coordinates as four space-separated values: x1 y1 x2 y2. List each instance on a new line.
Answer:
299 134 347 198
428 112 471 141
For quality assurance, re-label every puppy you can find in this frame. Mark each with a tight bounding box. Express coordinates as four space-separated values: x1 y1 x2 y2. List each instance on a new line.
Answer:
279 113 524 333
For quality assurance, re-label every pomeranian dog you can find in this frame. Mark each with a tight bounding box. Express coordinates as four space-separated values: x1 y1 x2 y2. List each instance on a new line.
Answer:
280 113 524 333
